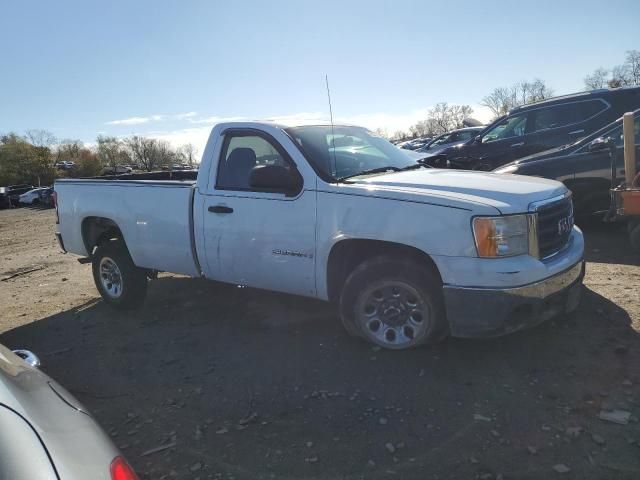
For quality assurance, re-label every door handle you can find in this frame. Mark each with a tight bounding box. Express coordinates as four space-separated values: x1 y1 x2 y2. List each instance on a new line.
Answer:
510 142 524 147
208 205 234 214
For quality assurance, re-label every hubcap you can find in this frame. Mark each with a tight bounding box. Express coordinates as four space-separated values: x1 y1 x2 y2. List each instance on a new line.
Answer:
355 281 429 348
99 257 123 299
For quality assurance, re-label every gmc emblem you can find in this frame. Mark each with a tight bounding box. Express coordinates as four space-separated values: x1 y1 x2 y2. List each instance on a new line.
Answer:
558 216 572 235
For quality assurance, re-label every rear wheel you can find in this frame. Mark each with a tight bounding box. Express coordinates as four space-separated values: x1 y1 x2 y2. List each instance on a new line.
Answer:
92 241 147 309
339 256 446 350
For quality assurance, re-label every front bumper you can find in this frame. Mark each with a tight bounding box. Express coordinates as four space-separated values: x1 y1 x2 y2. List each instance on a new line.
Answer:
443 259 585 338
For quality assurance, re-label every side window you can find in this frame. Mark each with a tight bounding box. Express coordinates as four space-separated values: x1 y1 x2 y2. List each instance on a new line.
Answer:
481 114 528 143
580 99 608 119
216 134 290 190
532 104 583 132
531 100 607 133
458 130 475 141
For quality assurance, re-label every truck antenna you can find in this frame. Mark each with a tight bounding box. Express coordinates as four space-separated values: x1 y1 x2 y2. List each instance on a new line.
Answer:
325 74 338 178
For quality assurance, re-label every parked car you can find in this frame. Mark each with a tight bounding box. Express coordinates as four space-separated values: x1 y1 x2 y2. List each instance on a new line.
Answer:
55 121 584 350
0 343 139 479
56 161 76 170
417 127 484 155
38 187 56 208
18 187 49 205
399 137 432 150
435 86 640 170
0 184 34 208
495 110 640 220
102 165 133 175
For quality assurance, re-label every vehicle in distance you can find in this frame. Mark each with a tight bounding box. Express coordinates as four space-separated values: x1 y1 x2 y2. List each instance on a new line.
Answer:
18 187 49 205
436 86 640 170
102 165 133 175
0 184 34 208
55 122 584 350
495 110 640 220
398 137 432 150
0 343 139 479
417 127 484 155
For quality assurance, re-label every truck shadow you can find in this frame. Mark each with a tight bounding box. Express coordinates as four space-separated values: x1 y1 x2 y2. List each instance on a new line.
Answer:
1 275 638 479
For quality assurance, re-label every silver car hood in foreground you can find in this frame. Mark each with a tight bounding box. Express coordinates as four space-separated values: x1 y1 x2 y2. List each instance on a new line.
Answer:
0 344 119 480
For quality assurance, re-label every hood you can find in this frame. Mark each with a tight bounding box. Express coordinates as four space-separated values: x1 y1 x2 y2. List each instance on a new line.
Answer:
0 344 120 479
347 169 567 214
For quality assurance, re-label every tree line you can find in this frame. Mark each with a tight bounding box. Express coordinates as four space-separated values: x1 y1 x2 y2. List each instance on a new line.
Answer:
0 132 198 187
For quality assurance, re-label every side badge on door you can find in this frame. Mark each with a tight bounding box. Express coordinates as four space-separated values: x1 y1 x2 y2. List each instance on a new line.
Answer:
273 249 313 259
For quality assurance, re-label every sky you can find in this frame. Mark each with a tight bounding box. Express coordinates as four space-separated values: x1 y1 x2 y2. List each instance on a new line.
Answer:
1 0 638 153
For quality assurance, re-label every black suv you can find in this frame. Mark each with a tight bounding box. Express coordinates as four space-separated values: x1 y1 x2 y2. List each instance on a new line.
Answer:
494 110 640 219
432 87 640 171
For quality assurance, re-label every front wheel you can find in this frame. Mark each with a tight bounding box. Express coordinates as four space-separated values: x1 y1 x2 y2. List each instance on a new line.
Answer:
339 257 446 350
92 242 147 309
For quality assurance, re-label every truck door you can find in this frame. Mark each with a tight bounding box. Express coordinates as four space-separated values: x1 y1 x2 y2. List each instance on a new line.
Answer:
199 128 317 297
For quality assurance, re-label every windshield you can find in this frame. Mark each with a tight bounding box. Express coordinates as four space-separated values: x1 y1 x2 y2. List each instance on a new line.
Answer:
285 126 418 180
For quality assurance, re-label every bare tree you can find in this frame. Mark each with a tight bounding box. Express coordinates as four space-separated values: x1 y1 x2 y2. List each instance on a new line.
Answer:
587 50 640 89
178 143 199 166
126 136 159 172
584 68 610 90
24 129 57 186
97 136 130 169
26 129 56 148
56 139 83 163
481 79 554 119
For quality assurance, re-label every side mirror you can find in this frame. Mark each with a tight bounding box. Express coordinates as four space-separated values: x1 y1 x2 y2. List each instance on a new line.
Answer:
249 165 300 196
12 349 41 368
588 136 613 152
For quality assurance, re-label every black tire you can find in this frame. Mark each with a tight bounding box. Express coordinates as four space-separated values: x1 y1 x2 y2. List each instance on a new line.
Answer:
339 256 446 350
92 241 147 309
629 221 640 253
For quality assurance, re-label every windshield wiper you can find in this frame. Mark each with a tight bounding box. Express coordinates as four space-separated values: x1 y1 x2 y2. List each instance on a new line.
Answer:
338 166 401 181
337 163 431 182
398 162 430 171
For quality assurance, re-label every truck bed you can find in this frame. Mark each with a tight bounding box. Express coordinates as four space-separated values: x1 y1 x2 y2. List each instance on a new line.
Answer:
55 173 201 277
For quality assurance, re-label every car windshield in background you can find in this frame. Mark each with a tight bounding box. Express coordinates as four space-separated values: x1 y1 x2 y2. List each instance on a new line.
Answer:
285 126 417 181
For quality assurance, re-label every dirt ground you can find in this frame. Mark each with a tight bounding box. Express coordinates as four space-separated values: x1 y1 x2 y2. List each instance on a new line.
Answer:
1 207 639 480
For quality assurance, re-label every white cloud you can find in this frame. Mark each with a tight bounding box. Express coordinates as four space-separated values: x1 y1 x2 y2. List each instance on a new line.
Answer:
106 114 164 126
175 111 198 120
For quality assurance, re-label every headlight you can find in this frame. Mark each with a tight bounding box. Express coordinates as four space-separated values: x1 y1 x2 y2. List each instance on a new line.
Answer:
473 214 530 257
494 164 518 174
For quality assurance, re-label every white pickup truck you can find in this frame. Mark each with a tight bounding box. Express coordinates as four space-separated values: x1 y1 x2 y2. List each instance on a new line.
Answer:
55 122 585 350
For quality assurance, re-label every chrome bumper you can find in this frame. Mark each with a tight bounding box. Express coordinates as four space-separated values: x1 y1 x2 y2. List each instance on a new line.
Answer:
443 260 585 338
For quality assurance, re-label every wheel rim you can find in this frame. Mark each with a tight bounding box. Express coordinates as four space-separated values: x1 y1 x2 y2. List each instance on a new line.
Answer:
355 280 430 348
99 257 123 299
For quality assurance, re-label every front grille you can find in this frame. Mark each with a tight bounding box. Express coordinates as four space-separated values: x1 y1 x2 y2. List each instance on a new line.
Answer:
536 196 574 259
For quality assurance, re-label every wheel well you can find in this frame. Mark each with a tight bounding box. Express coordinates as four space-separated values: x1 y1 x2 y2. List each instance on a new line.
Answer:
326 239 441 302
81 217 124 255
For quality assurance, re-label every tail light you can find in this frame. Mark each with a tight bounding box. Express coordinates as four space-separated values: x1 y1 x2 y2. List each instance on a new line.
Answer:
110 456 139 480
52 190 59 224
